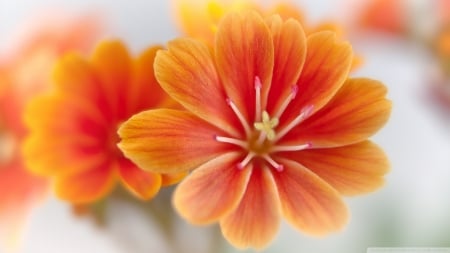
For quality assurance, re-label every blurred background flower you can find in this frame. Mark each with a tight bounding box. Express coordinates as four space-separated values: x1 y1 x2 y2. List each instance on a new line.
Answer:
23 40 183 204
1 0 450 253
0 12 103 252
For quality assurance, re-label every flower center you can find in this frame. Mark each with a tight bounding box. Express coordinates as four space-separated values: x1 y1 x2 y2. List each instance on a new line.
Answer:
214 76 313 171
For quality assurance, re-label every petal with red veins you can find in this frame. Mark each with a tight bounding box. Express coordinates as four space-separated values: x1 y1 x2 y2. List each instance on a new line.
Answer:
284 78 392 148
281 141 390 196
279 31 352 129
173 152 251 224
215 11 274 123
154 38 240 136
220 166 281 250
118 109 232 174
272 158 348 236
266 15 307 117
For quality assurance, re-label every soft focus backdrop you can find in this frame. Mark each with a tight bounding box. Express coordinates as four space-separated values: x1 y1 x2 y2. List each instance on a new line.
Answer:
1 0 450 253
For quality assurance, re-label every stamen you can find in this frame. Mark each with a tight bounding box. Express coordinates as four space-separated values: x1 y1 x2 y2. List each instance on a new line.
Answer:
254 76 262 122
274 105 314 142
274 85 298 119
271 142 312 152
237 152 256 169
226 98 251 137
214 135 248 149
262 154 284 172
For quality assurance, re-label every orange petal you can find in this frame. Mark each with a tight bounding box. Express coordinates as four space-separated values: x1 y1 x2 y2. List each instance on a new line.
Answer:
118 159 162 200
173 152 251 224
118 109 232 174
272 158 348 236
23 95 105 176
154 38 240 136
285 78 392 148
279 31 352 129
280 141 390 196
25 93 105 137
51 53 110 123
265 15 307 116
161 172 187 186
54 160 115 204
220 167 281 250
91 40 131 121
215 11 274 122
129 45 170 112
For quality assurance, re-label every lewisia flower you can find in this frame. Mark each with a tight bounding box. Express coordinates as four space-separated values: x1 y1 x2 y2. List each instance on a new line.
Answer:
0 14 102 249
119 11 391 249
23 40 183 204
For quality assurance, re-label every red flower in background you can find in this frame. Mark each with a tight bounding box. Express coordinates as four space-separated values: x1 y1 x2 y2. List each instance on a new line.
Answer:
355 0 408 35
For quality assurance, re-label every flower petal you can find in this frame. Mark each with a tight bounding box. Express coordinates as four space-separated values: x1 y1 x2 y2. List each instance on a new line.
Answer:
280 141 390 196
118 109 232 174
265 15 307 117
91 40 131 121
272 158 348 236
154 38 239 136
215 11 274 123
279 31 352 128
220 167 281 250
173 152 251 224
161 172 187 186
23 95 106 176
54 160 115 204
128 45 173 114
118 159 162 200
51 54 107 122
284 78 392 147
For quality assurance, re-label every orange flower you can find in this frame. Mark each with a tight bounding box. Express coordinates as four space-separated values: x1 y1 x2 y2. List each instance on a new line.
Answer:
119 11 391 249
23 40 183 204
0 13 102 249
